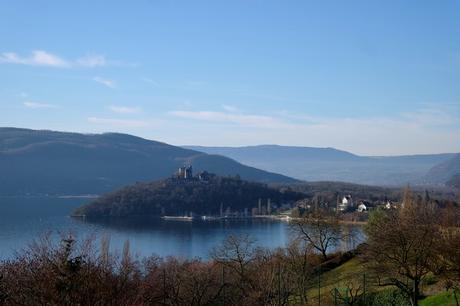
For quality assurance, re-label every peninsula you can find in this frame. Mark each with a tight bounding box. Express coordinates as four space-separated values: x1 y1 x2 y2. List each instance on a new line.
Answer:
73 167 303 218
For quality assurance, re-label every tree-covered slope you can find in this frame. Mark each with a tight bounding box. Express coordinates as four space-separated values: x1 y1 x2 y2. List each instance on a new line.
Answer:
74 175 304 217
446 173 460 190
0 128 296 195
185 145 456 186
425 153 460 184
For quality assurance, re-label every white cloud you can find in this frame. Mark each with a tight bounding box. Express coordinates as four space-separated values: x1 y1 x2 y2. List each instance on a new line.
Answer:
0 50 110 68
87 117 149 128
169 110 292 129
401 108 456 126
23 101 57 109
108 105 141 114
1 50 70 67
93 77 115 88
76 55 106 67
167 107 460 155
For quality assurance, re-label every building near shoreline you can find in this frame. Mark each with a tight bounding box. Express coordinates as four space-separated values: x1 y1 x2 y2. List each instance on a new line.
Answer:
338 194 353 211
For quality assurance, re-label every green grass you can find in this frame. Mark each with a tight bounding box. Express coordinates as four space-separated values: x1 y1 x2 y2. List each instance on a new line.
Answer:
307 257 368 301
420 291 459 306
304 255 457 305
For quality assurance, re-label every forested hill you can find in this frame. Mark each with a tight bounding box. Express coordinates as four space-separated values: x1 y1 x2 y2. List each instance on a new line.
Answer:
185 145 456 186
0 128 296 196
447 173 460 190
73 175 304 217
425 153 460 184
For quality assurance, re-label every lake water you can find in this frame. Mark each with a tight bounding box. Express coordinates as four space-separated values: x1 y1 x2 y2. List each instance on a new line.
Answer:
0 197 364 260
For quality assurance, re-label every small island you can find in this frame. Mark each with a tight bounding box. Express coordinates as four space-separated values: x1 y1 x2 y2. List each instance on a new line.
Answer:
73 166 303 218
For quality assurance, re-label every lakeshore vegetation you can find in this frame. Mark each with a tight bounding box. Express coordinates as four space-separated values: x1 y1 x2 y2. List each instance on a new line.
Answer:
1 188 460 305
73 175 304 218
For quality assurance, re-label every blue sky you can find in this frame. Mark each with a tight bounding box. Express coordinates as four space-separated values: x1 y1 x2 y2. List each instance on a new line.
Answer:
1 1 459 155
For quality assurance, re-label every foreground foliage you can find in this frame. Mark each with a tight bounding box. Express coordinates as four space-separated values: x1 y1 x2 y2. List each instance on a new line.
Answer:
2 187 460 305
0 234 327 306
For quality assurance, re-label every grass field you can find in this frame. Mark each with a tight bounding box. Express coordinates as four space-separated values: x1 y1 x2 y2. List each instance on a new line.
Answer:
306 254 458 306
307 257 370 304
420 291 459 306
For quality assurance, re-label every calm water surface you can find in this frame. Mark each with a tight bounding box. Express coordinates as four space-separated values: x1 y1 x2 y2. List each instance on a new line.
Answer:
0 197 363 260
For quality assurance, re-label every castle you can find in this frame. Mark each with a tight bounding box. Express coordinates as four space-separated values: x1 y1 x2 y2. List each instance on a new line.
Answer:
177 165 193 179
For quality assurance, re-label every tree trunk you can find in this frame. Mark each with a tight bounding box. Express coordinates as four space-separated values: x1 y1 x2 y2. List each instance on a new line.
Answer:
410 279 420 306
321 250 328 262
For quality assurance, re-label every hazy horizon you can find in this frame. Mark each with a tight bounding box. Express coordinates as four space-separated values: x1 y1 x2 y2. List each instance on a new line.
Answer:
1 1 460 155
1 126 459 157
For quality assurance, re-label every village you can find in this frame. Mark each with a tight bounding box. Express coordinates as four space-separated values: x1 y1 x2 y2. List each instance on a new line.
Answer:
163 166 399 222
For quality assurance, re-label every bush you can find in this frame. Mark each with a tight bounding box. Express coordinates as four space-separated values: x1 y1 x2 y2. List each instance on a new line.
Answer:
369 288 411 306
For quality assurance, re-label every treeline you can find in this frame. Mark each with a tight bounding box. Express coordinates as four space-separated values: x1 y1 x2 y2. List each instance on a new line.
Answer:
282 181 397 200
283 181 459 211
0 232 343 306
74 176 304 217
362 188 460 306
448 173 460 189
1 189 460 305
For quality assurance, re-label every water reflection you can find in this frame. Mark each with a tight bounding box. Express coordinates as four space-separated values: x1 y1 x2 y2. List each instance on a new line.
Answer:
0 197 365 260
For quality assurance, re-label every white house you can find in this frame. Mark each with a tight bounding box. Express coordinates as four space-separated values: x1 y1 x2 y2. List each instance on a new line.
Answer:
338 195 353 211
385 201 392 209
357 203 367 212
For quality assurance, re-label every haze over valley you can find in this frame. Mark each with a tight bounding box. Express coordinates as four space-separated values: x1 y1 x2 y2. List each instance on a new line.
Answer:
1 1 460 305
1 127 459 198
186 145 460 186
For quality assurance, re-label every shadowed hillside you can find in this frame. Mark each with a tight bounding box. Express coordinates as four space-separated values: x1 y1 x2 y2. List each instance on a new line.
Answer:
425 153 460 184
185 145 456 186
73 175 303 217
0 128 296 196
446 173 460 190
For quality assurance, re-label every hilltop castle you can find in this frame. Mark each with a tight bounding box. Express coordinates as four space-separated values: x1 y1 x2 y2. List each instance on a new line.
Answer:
177 165 193 179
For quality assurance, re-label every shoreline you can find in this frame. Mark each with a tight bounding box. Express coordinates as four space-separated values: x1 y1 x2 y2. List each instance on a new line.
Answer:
71 213 368 225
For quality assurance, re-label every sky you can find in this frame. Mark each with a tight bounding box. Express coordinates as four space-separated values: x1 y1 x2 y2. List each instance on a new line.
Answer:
1 0 459 156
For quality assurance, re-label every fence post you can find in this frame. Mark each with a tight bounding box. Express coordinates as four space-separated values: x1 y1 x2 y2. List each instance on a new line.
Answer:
318 265 321 306
346 287 349 306
363 273 366 306
278 262 282 306
221 265 225 306
163 268 166 306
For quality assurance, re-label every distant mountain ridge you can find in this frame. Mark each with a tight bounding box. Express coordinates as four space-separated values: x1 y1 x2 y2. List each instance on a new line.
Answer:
184 145 457 186
447 173 460 190
425 153 460 184
0 128 296 196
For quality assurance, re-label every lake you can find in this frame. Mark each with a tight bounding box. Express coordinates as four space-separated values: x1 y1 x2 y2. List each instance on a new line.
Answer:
0 196 364 260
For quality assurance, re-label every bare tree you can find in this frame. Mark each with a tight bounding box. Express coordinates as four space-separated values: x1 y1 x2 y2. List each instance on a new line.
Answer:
291 209 342 261
364 188 440 306
211 235 256 284
331 281 363 306
284 239 316 305
436 204 460 306
211 234 257 304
